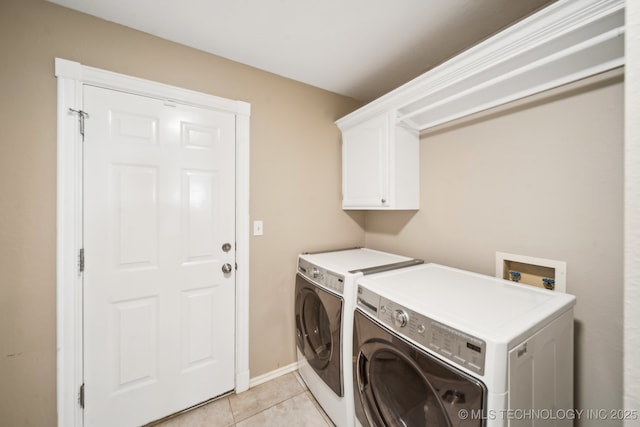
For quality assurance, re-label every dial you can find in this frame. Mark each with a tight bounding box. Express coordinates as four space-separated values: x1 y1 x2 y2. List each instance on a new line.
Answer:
393 309 409 328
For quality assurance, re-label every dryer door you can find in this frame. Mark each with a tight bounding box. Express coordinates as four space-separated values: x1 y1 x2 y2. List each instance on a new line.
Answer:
295 273 343 396
353 310 485 427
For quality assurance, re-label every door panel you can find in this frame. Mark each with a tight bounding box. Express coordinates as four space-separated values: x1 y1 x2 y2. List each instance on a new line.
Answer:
112 296 158 390
181 287 217 370
182 170 217 261
83 85 236 426
113 164 158 267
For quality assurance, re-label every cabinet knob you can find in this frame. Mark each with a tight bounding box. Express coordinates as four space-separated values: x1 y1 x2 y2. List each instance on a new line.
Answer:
381 198 386 204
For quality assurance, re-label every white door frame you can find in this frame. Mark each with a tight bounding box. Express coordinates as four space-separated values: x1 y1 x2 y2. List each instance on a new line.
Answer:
54 58 251 427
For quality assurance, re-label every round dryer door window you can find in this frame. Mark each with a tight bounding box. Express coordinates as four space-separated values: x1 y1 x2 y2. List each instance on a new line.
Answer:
367 349 450 426
300 289 332 367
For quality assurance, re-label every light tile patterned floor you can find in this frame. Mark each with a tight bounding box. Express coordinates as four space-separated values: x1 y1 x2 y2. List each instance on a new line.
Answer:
151 372 334 427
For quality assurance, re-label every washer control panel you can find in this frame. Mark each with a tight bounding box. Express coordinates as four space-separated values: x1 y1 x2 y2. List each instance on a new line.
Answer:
298 259 345 295
357 285 485 375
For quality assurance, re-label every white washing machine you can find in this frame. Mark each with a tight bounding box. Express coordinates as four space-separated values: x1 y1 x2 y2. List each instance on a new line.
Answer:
295 248 423 427
353 263 576 427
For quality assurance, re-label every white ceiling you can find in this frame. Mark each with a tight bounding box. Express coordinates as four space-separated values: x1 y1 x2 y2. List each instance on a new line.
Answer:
48 0 556 102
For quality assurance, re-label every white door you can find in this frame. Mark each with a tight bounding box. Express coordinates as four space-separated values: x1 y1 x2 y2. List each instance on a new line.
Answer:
83 85 236 427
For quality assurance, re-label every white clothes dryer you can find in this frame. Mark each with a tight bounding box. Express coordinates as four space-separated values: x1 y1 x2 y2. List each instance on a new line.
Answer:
295 248 423 427
353 263 576 427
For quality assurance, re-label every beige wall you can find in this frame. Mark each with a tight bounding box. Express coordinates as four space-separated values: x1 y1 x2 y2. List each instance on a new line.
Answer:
0 0 364 425
365 71 624 424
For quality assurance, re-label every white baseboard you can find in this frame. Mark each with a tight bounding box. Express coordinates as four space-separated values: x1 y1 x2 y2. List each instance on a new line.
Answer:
248 361 299 389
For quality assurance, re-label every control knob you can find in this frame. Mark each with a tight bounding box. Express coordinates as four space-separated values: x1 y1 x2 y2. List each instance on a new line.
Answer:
393 309 409 328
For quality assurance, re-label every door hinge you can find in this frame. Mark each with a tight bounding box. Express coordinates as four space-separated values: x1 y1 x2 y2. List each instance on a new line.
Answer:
68 108 89 142
79 248 85 273
79 383 85 409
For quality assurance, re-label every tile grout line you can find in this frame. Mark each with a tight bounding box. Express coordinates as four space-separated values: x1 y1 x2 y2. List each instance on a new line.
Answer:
232 386 311 424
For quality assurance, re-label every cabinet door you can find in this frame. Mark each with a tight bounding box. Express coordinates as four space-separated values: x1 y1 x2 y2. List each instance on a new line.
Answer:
342 115 389 208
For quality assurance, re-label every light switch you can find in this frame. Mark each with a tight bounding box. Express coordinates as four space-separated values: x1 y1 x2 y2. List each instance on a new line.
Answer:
253 220 264 236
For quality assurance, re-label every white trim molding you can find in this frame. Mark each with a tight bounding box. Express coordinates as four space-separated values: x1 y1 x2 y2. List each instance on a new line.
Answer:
248 362 300 389
55 58 251 427
336 0 625 132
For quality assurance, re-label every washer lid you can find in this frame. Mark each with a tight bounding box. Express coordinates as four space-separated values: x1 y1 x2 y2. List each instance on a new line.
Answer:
300 248 413 275
356 263 576 344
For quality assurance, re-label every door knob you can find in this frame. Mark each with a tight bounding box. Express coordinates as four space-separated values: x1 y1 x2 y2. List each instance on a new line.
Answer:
222 263 233 274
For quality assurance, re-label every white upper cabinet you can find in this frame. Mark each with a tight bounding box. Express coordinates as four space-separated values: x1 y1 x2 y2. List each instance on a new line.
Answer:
341 112 419 210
